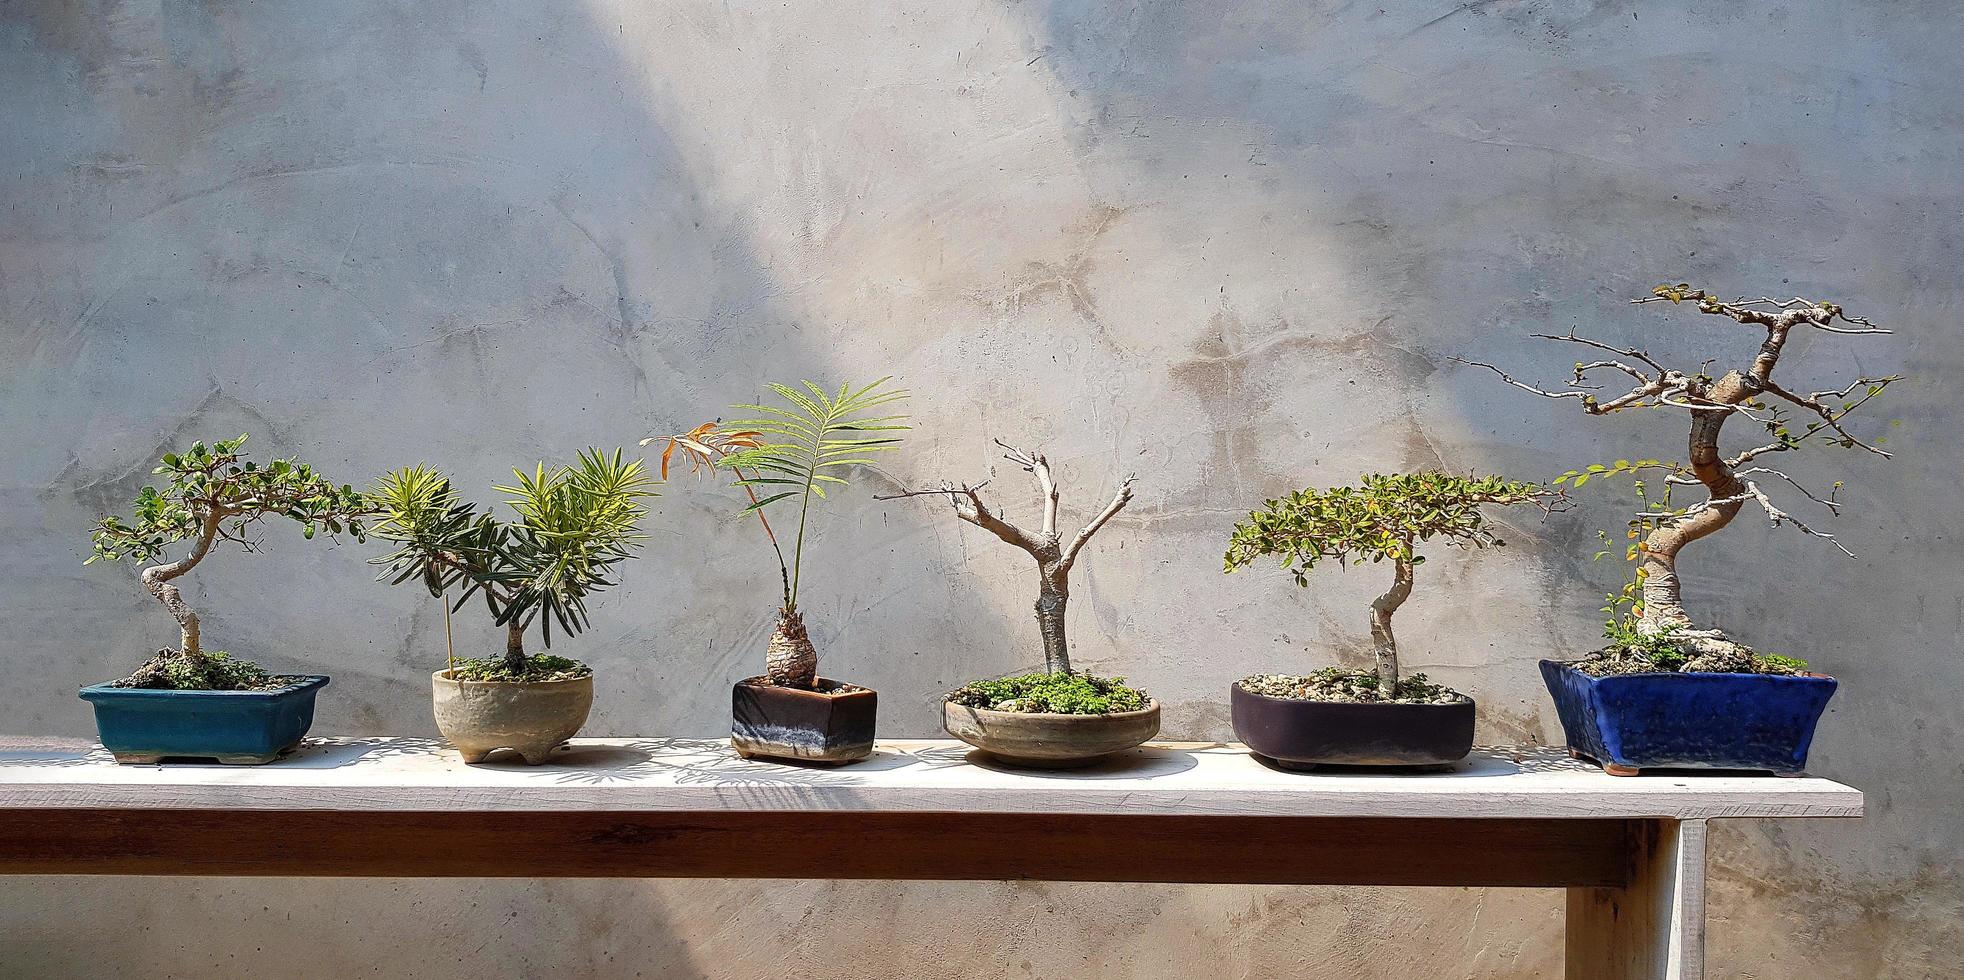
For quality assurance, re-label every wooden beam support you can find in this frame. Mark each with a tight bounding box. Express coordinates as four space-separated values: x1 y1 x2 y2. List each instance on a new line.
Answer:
1566 818 1707 979
0 809 1636 887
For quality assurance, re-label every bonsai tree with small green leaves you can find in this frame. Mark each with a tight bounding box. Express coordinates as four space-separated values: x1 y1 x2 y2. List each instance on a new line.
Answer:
367 449 657 681
1225 473 1561 700
86 434 371 690
659 379 907 689
1460 285 1901 673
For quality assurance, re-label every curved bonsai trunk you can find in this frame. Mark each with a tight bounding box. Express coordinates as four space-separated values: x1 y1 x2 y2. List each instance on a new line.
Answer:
1369 553 1414 699
1036 566 1071 675
1639 375 1752 636
139 508 226 663
767 606 818 688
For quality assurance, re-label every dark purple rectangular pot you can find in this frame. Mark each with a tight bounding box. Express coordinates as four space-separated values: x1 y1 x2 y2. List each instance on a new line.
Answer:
731 676 876 765
1540 659 1837 776
1230 682 1475 770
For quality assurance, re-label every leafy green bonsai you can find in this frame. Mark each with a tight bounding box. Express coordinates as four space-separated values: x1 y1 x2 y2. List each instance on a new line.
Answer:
367 450 656 681
883 440 1148 714
1461 285 1901 675
659 379 908 689
1224 473 1560 702
86 435 370 690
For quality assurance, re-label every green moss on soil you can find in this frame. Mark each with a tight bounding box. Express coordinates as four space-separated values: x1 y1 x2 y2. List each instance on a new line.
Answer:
110 650 296 691
947 671 1151 715
447 654 591 683
1576 641 1809 677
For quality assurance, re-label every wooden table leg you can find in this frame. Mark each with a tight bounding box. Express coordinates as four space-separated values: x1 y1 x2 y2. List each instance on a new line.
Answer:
1565 817 1707 980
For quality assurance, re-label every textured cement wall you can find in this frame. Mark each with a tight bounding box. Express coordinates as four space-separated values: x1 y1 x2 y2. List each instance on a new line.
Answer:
2 1 1960 976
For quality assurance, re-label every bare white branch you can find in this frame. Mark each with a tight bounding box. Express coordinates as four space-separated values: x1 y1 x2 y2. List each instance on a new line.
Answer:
1742 481 1856 558
1061 476 1136 568
1735 466 1842 514
994 440 1060 537
1530 331 1667 374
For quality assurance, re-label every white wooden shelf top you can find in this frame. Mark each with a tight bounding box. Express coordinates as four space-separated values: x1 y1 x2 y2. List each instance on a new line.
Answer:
0 737 1863 820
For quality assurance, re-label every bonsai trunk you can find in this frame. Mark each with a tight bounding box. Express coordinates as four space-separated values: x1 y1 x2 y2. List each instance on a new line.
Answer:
877 442 1134 681
1639 374 1753 637
767 606 818 688
504 621 527 674
1369 551 1414 699
140 507 226 665
1036 563 1072 675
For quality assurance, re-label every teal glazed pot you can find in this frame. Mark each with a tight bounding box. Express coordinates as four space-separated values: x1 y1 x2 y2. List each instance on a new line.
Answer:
78 675 328 765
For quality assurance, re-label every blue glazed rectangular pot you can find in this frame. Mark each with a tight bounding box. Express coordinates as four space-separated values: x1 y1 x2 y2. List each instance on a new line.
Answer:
1540 659 1835 775
78 675 328 765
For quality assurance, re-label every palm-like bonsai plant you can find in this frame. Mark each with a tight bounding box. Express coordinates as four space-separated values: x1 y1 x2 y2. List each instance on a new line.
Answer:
366 449 655 764
1222 473 1558 770
660 378 906 764
1226 473 1559 701
87 434 370 690
1460 283 1899 775
882 440 1155 767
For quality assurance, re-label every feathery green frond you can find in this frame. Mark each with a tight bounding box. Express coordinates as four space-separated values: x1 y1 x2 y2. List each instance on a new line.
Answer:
716 377 909 610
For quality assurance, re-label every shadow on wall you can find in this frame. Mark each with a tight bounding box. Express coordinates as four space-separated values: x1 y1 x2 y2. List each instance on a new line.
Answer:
1012 1 1964 974
0 1 844 742
0 2 873 976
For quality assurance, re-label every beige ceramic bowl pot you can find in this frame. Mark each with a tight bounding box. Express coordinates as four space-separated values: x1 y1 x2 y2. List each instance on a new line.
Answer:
943 700 1160 769
431 669 593 765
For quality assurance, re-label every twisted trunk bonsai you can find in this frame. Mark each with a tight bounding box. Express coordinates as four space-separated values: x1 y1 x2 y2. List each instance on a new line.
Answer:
1225 473 1560 700
660 379 908 689
1461 285 1900 672
882 440 1147 714
87 434 370 689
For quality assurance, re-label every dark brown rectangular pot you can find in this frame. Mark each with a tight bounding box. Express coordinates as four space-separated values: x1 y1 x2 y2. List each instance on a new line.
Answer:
731 676 877 765
1230 682 1475 770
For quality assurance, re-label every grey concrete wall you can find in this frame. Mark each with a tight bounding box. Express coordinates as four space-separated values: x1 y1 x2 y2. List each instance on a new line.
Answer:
1 1 1958 976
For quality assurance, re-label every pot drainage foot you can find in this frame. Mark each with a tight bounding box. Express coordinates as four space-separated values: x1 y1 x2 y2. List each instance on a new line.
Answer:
215 753 282 766
110 753 164 765
1603 762 1642 777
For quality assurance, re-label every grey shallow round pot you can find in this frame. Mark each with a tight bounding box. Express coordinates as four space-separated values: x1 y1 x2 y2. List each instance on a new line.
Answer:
431 669 593 765
943 700 1161 769
1230 681 1474 771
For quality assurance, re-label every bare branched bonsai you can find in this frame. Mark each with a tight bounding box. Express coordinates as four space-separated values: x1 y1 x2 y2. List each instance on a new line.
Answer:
659 379 908 689
1461 285 1901 670
367 450 657 680
1225 473 1559 700
881 441 1138 706
87 434 370 689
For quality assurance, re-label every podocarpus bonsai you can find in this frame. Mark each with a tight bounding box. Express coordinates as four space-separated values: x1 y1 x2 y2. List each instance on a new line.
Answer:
661 378 907 764
81 434 369 764
1222 473 1559 769
1461 284 1900 774
368 450 656 764
880 440 1156 768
